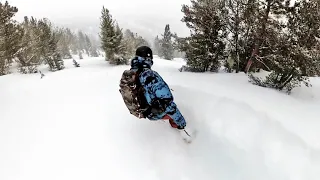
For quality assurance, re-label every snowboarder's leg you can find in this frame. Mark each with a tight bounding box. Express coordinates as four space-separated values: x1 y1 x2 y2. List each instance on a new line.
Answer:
162 115 178 128
162 103 195 143
165 102 186 129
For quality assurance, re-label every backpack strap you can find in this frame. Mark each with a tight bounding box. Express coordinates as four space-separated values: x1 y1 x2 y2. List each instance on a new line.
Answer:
130 67 149 112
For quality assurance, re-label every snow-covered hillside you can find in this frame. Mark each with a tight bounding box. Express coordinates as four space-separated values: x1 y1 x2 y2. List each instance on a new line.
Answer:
1 57 320 180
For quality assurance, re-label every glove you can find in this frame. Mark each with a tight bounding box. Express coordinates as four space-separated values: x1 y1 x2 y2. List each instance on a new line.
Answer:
141 108 151 118
138 113 145 119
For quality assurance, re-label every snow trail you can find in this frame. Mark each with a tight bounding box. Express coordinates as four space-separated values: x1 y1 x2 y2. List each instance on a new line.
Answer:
1 57 320 180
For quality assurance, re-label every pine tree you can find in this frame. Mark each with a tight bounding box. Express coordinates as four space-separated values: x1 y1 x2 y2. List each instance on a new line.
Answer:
79 51 83 59
56 27 72 59
113 24 127 64
153 35 161 56
68 29 78 55
0 1 23 75
123 29 136 57
244 0 290 73
77 31 87 55
160 24 174 60
100 6 116 61
171 33 186 58
88 36 100 57
134 34 150 48
180 0 227 72
16 16 41 74
99 6 127 65
122 29 149 59
63 29 98 57
248 0 320 93
113 24 123 54
84 34 98 57
37 18 64 71
85 34 91 54
222 0 248 73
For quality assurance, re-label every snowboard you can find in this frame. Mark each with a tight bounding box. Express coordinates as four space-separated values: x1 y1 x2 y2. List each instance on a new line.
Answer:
180 129 197 144
160 120 197 144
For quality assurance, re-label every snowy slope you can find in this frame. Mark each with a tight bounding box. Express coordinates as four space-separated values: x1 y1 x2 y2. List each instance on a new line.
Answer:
1 57 320 180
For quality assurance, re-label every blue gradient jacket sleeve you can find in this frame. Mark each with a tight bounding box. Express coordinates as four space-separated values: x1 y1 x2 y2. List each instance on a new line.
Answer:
139 69 186 128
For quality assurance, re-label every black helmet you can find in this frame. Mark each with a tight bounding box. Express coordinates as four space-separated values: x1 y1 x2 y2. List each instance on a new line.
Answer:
135 46 153 59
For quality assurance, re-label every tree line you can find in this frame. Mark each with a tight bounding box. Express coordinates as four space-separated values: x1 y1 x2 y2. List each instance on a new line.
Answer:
100 0 320 93
0 1 100 75
3 0 320 93
100 6 182 63
175 0 320 93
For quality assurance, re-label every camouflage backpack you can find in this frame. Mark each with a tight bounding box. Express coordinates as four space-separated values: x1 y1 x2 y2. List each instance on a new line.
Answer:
119 69 149 118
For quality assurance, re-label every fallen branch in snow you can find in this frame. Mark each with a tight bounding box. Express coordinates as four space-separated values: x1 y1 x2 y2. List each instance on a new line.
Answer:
255 55 271 71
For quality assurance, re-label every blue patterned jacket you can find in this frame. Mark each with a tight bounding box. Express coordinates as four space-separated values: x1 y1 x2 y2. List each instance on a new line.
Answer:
130 57 186 128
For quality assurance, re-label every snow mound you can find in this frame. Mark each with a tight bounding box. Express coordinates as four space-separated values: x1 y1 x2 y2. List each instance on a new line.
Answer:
173 86 320 180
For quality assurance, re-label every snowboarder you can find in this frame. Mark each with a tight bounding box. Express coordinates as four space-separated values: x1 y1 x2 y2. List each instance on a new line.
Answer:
119 46 193 142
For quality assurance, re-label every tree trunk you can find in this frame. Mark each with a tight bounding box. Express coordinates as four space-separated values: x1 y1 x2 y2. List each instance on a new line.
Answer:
245 0 272 73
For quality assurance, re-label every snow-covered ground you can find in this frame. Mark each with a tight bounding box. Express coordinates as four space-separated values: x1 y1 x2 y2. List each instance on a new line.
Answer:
1 57 320 180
